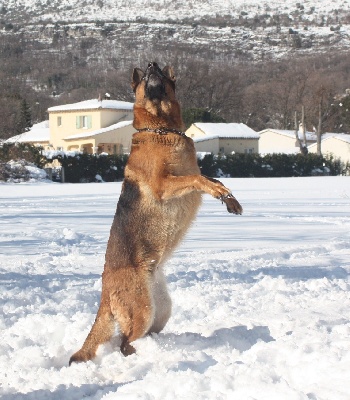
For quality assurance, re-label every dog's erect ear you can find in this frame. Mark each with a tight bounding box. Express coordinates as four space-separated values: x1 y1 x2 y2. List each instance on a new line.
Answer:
131 68 145 92
162 66 176 82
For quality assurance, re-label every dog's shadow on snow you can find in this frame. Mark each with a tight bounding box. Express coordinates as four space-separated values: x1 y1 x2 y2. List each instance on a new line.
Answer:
157 325 275 354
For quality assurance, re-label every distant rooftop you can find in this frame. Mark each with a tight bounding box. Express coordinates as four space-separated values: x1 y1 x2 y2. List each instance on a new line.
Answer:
321 133 350 144
48 99 134 112
190 123 259 142
5 121 50 144
259 129 317 142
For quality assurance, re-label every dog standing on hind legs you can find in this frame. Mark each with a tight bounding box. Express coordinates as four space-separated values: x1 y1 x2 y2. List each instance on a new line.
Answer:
69 62 243 365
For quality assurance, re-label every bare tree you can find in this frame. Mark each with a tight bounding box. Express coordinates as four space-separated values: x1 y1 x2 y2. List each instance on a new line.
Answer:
305 81 338 155
300 105 307 148
294 110 308 155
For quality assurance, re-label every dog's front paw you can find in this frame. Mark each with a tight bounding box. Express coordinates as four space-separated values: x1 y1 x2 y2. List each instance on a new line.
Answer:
220 194 243 215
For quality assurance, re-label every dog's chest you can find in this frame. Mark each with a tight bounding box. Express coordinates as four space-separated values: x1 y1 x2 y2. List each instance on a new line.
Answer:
130 132 199 176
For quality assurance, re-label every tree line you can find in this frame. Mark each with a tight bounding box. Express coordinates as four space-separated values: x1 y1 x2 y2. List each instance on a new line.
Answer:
0 32 350 141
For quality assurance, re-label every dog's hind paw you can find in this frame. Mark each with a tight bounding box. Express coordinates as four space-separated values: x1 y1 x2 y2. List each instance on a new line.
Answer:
121 341 136 357
69 349 95 366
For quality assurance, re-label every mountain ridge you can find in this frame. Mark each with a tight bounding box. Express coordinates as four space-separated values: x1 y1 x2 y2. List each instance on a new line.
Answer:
2 0 350 64
2 0 350 24
1 0 350 138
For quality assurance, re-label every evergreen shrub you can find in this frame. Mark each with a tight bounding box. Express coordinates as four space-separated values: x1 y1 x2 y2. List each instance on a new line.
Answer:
0 143 45 167
198 153 345 177
49 153 129 183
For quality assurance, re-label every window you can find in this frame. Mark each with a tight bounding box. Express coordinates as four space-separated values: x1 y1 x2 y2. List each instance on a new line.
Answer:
245 148 254 154
57 116 62 126
76 115 92 129
82 116 88 128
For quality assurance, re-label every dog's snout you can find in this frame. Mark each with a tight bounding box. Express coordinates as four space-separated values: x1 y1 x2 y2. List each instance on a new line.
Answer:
146 62 162 77
148 62 159 69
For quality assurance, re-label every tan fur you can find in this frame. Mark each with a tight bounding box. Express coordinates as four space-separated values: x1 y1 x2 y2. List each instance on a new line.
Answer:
69 62 242 365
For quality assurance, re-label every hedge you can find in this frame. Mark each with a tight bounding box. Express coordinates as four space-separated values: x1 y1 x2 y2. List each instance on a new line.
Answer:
198 153 348 177
50 152 347 182
2 143 348 183
49 153 129 183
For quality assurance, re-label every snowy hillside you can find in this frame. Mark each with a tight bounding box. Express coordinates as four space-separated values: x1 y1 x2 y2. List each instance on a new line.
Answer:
1 0 350 23
1 177 350 399
2 0 350 65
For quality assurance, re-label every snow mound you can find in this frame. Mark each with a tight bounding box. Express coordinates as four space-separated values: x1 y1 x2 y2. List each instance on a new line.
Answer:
0 160 49 183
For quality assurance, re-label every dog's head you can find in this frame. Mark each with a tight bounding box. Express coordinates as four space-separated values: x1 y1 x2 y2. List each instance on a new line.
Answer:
131 62 184 131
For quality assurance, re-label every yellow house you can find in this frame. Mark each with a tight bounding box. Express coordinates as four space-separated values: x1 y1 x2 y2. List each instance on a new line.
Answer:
47 99 135 154
259 129 317 155
308 133 350 164
6 98 136 155
186 123 259 155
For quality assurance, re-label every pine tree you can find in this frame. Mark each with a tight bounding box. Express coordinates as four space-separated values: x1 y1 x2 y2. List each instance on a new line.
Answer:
16 99 33 135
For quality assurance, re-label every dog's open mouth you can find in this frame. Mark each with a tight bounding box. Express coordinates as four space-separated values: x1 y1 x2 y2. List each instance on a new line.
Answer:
145 63 166 100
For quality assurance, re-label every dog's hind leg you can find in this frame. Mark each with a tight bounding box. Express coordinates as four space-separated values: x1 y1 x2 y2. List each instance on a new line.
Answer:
109 267 155 356
69 285 115 365
148 267 172 334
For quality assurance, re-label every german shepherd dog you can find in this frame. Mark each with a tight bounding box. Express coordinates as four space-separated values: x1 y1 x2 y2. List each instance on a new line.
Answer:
69 62 242 364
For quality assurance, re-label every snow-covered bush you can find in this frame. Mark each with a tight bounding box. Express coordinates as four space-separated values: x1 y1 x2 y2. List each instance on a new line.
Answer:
0 143 46 167
0 160 48 183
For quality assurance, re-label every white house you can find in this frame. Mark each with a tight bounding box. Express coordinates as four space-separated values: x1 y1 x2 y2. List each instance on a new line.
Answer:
308 133 350 164
186 123 259 155
259 129 317 155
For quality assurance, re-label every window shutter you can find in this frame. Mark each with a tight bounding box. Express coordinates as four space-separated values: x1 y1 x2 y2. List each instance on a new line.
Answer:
87 115 92 129
76 116 81 129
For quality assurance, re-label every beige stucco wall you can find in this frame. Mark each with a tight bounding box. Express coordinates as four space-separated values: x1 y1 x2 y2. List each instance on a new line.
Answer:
64 124 136 154
193 138 220 154
218 138 258 154
32 141 50 149
309 137 350 163
49 108 133 150
49 110 99 149
259 130 297 153
186 125 206 138
100 109 133 128
194 138 258 155
94 124 136 154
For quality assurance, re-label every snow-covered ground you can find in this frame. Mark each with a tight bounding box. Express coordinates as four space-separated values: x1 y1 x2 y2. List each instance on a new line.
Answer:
1 177 350 399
